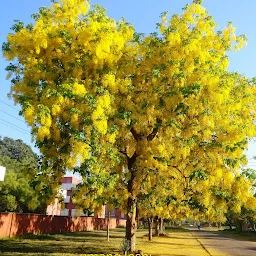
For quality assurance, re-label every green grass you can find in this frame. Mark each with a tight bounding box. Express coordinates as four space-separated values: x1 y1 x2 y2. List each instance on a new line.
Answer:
2 227 248 256
0 227 211 256
214 229 256 242
202 226 256 242
165 226 190 232
0 228 125 256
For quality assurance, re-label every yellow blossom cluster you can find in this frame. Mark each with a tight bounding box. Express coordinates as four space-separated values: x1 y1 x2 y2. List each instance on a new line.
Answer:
66 141 90 169
24 106 35 125
37 126 50 142
40 114 52 128
73 82 87 97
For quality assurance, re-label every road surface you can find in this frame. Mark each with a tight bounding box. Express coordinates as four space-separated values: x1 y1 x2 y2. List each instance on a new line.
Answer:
190 229 256 256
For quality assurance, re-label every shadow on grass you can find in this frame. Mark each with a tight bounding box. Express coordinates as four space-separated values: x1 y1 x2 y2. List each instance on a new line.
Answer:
0 240 111 254
213 230 256 242
165 227 190 233
0 240 119 255
21 233 60 240
0 230 125 255
247 247 256 251
148 240 188 247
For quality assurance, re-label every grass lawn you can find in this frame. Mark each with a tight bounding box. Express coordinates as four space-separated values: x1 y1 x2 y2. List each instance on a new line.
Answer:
3 226 254 256
202 226 256 242
0 227 212 256
214 229 256 242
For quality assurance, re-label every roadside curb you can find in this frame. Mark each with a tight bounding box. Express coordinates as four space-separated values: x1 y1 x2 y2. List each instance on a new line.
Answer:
190 231 212 256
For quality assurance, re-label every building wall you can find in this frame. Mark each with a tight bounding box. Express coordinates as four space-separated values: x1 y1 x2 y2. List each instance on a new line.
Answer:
105 208 126 219
60 177 81 217
0 213 126 238
48 176 126 219
46 198 61 216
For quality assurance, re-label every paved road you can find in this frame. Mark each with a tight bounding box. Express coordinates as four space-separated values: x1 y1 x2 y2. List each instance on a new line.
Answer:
190 229 256 256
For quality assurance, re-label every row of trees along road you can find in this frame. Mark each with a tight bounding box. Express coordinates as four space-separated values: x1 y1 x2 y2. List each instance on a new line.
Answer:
3 0 256 252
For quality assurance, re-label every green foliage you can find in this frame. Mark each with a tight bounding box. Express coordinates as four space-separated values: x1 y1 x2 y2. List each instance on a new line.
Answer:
189 170 208 181
0 137 38 164
241 168 256 190
0 137 46 213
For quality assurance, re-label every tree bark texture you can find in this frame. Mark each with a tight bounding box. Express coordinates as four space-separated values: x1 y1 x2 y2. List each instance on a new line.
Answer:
148 217 153 241
107 210 110 241
160 218 164 233
125 167 137 253
155 216 160 236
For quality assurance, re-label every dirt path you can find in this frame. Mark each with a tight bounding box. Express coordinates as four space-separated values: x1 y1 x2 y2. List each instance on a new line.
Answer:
190 229 256 256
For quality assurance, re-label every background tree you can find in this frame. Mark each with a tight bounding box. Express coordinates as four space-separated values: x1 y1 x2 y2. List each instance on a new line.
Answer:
0 137 46 213
3 0 256 252
0 136 37 163
72 170 120 241
224 168 256 231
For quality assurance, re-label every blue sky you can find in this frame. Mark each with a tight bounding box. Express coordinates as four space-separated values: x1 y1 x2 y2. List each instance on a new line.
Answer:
0 0 256 166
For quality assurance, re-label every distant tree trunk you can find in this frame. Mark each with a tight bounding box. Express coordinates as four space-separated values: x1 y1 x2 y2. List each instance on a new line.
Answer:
148 217 153 241
160 218 164 233
241 219 249 232
107 210 110 241
226 217 232 230
236 220 242 232
155 216 159 236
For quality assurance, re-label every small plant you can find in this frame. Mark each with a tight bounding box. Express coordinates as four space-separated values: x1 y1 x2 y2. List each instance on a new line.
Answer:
120 238 131 253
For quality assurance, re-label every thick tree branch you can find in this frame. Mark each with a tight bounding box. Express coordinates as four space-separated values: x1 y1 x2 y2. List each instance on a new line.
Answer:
147 126 159 141
147 118 162 141
128 151 138 170
130 127 143 142
119 150 129 158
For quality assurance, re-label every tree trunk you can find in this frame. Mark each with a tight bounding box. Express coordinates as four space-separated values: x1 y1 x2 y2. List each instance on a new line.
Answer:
155 216 159 236
126 196 136 252
160 218 164 233
125 167 137 253
226 217 232 230
148 217 153 241
107 210 110 241
136 207 140 229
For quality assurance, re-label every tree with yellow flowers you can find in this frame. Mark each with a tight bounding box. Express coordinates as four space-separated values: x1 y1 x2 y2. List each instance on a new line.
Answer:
3 0 256 252
72 170 121 241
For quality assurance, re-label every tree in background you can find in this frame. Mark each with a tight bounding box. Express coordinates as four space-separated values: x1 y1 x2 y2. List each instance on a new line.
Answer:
0 137 46 213
224 168 256 231
0 136 37 163
72 170 120 241
3 0 256 252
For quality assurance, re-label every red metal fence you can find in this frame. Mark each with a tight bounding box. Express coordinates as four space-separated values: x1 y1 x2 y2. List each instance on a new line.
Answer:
0 213 126 238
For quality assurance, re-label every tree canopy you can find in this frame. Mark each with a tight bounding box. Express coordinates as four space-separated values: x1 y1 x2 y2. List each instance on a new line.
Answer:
0 136 37 163
0 137 46 213
3 0 256 252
